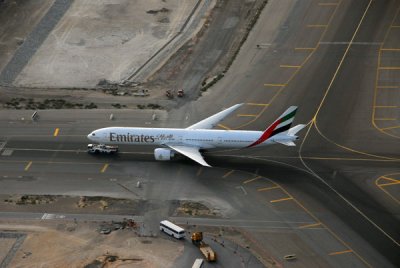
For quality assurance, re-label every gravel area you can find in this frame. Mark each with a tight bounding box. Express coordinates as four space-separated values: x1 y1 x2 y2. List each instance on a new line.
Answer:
12 0 202 88
0 0 73 85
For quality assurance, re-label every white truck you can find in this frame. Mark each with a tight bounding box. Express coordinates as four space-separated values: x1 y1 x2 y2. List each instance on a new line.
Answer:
87 144 118 154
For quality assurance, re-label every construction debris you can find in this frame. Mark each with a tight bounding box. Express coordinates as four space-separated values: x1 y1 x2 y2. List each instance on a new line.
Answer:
98 219 139 235
83 254 143 268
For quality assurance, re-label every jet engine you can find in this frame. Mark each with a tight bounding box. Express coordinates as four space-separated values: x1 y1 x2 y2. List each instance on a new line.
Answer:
154 148 175 161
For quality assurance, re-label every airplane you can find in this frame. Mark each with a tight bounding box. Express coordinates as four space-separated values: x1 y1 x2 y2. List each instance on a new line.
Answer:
87 104 305 167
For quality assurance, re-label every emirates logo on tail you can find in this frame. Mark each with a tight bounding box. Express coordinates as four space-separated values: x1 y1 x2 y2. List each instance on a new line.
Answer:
247 106 298 148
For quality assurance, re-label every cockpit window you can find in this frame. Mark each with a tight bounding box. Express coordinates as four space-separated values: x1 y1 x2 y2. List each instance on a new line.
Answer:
92 133 96 136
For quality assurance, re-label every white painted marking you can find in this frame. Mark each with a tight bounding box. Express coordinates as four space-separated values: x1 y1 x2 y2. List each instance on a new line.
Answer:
1 149 13 156
41 213 56 220
0 141 6 152
236 186 247 195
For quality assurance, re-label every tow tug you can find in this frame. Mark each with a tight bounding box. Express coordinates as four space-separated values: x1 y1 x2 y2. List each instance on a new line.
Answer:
87 144 118 154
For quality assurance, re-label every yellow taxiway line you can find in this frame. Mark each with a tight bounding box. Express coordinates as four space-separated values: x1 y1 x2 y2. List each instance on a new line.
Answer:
24 161 33 171
100 164 109 173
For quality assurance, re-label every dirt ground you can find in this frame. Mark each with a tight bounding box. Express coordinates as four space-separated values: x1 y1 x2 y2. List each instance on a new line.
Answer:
0 0 267 111
0 221 183 268
0 0 54 73
13 0 198 88
0 196 229 267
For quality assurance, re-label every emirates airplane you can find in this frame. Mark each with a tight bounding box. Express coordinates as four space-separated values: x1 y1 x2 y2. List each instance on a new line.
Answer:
87 104 305 167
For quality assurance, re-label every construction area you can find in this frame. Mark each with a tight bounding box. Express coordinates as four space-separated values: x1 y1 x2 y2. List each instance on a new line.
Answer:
0 195 264 267
0 0 266 110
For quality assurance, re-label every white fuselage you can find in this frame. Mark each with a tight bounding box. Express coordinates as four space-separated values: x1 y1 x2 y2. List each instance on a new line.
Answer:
88 127 294 149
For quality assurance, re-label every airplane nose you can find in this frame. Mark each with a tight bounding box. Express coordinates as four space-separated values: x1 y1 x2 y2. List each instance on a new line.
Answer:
87 132 96 140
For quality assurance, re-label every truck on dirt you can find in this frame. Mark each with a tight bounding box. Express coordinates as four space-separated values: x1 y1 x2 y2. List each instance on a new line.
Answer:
87 144 118 154
191 232 217 262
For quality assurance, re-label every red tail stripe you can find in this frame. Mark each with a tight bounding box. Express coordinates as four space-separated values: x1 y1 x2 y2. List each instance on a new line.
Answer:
247 118 282 148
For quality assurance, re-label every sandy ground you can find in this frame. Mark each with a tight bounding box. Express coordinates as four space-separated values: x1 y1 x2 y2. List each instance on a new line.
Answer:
14 0 198 88
1 221 183 268
0 0 264 111
0 0 54 73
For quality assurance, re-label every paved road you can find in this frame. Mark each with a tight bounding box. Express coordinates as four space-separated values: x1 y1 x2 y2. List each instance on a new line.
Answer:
0 0 399 267
171 0 400 265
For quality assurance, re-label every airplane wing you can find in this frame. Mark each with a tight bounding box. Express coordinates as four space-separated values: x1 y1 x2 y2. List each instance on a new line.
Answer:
187 103 243 130
166 145 211 167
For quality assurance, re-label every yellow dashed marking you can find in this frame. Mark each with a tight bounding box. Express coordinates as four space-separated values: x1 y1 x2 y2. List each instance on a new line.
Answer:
53 128 60 137
196 167 203 176
246 103 269 106
280 65 301 68
380 48 400 51
307 24 328 28
257 186 279 192
299 222 322 229
264 83 286 87
380 176 399 183
381 125 400 130
375 175 400 205
377 85 400 88
378 181 400 187
100 164 109 173
375 118 396 121
24 161 32 171
374 105 399 108
294 47 315 50
391 25 400 28
217 124 231 130
237 114 258 117
318 2 339 6
270 197 293 203
378 66 400 70
329 250 353 256
222 170 234 178
243 176 262 184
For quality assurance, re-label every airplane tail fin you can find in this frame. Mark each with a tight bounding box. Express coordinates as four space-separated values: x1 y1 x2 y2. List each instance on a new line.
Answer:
273 124 306 146
247 106 298 148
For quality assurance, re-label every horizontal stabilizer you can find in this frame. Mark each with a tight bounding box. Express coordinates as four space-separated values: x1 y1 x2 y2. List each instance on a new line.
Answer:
275 140 296 146
288 124 306 136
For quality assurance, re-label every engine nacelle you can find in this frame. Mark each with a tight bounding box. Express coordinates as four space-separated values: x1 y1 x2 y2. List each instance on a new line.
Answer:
154 148 175 161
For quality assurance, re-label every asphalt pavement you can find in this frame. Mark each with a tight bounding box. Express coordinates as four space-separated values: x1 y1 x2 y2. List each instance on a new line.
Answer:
0 0 399 267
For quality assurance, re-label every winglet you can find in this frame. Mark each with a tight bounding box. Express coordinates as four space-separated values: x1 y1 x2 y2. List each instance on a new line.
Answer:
247 106 298 148
187 104 243 130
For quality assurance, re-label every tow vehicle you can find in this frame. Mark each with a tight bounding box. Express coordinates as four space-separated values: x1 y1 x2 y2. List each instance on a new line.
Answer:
87 144 118 154
191 232 217 262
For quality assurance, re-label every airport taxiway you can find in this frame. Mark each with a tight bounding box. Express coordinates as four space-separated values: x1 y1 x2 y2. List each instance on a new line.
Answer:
1 0 399 267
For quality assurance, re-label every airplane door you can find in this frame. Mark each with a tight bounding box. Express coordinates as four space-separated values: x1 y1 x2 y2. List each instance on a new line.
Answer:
218 137 223 145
